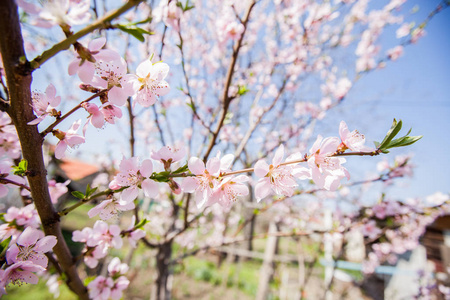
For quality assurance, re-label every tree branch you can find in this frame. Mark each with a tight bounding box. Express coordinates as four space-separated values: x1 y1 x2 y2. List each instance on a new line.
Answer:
202 0 257 161
29 0 144 71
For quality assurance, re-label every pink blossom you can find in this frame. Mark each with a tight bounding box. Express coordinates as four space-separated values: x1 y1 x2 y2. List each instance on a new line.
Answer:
308 136 349 191
386 45 403 61
87 220 123 250
151 145 186 169
0 161 26 198
28 84 61 125
333 78 352 100
72 227 93 244
17 0 91 28
54 120 85 159
90 58 135 106
396 23 410 38
101 103 123 124
87 276 114 300
210 175 249 209
109 157 159 202
411 27 426 43
425 192 449 207
88 194 135 220
6 227 57 267
110 276 130 300
0 115 21 159
254 145 310 201
124 216 146 248
338 121 374 152
5 204 40 227
162 1 182 31
0 261 45 286
82 102 104 131
129 59 170 107
216 12 245 44
83 245 107 268
108 257 129 277
361 220 382 240
48 179 70 204
181 157 221 208
69 37 122 83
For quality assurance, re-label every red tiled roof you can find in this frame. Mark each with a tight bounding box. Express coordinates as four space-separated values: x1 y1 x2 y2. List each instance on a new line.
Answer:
60 159 99 180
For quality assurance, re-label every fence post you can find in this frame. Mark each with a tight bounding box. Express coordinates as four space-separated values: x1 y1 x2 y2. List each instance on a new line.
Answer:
256 220 279 300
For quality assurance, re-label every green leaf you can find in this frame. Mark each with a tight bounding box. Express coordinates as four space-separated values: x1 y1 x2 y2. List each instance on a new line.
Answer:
151 174 170 183
129 17 153 26
173 164 189 174
378 119 402 150
71 191 85 199
116 24 153 42
0 213 5 222
12 159 28 175
387 135 423 149
0 237 11 257
237 85 249 96
85 184 98 197
135 218 149 229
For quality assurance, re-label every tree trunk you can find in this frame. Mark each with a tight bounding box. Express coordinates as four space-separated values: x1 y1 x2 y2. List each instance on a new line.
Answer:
0 1 88 299
153 241 173 300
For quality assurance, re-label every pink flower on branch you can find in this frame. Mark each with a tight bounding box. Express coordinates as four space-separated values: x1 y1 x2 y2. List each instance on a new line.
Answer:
181 157 221 209
69 37 122 83
17 0 91 28
88 194 135 220
90 58 135 106
53 119 85 159
129 59 170 107
48 179 70 204
254 145 310 202
151 145 186 170
109 157 159 202
87 220 123 251
28 84 61 125
0 261 45 287
6 227 57 268
210 175 250 209
338 121 375 152
0 161 27 199
87 276 114 300
308 136 350 191
123 216 146 248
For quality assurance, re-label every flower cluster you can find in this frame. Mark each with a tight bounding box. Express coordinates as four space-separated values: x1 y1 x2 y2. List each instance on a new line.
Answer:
87 257 130 300
72 217 144 268
0 211 56 295
0 113 21 160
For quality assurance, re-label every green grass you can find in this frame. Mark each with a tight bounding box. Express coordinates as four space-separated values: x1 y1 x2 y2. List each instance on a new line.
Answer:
180 256 261 296
3 279 77 300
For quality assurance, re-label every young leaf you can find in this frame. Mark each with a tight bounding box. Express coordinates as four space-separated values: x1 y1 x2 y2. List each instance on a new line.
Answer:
135 218 149 229
116 24 153 42
12 159 28 175
173 164 189 174
378 119 403 150
0 237 11 258
387 135 423 149
71 191 85 199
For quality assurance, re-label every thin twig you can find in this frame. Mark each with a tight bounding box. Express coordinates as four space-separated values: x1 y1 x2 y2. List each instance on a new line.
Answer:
40 89 109 137
29 0 144 71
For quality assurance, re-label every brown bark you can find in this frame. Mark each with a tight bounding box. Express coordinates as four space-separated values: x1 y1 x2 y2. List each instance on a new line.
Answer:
153 241 174 300
0 1 88 298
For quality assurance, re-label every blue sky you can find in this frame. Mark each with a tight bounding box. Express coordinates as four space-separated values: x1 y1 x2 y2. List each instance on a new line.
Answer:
328 0 450 199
